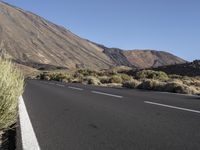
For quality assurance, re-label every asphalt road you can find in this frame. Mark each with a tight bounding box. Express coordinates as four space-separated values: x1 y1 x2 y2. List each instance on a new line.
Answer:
21 79 200 150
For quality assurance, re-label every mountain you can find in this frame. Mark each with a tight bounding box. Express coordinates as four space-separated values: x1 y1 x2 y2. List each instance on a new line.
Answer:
122 50 186 68
153 60 200 77
93 43 186 69
0 1 114 70
0 1 186 70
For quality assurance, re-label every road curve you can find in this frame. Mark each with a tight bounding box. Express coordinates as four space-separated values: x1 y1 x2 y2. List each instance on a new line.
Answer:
20 80 200 150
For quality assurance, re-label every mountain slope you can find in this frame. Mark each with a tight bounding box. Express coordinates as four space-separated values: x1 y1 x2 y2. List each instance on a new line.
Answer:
0 1 114 70
123 50 186 68
0 1 186 70
95 43 186 69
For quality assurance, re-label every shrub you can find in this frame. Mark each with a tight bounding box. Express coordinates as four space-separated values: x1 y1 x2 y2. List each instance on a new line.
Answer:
138 79 166 91
71 76 84 83
120 74 132 83
136 70 168 81
164 82 198 95
109 75 123 84
194 81 200 87
169 74 183 79
37 72 50 80
0 59 24 131
182 78 200 87
76 69 98 77
99 76 110 84
84 76 101 85
123 79 141 89
38 72 74 82
51 73 71 82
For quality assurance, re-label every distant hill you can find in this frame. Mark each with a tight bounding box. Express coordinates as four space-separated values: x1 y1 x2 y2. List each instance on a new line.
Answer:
0 1 186 70
153 60 200 76
122 50 186 69
95 43 186 69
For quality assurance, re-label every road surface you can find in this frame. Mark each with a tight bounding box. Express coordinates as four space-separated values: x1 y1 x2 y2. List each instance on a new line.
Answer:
19 80 200 150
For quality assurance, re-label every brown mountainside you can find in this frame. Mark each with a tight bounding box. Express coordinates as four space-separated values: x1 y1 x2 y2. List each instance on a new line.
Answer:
0 2 114 70
0 2 186 70
123 50 186 68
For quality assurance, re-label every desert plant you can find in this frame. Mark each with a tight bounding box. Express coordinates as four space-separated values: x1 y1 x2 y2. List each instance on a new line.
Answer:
138 79 166 91
109 75 123 84
169 74 183 79
97 76 110 84
84 76 101 85
37 72 50 80
51 73 70 81
120 74 132 83
76 69 98 77
164 82 198 95
0 59 24 131
136 70 168 81
123 79 141 89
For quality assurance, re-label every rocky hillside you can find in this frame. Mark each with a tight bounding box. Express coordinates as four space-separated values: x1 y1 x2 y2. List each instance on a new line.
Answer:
0 2 114 70
153 60 200 77
123 50 186 68
0 1 186 70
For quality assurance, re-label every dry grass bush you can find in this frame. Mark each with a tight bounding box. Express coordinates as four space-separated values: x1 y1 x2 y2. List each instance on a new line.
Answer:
37 72 50 80
138 79 166 91
36 69 200 95
38 72 73 82
168 74 183 79
98 76 110 84
167 77 200 92
164 81 199 95
119 74 132 83
122 79 141 89
84 76 101 85
136 70 169 81
0 59 24 131
75 69 99 77
109 75 123 84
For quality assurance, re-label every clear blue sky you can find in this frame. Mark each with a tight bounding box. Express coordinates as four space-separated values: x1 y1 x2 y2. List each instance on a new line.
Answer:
3 0 200 61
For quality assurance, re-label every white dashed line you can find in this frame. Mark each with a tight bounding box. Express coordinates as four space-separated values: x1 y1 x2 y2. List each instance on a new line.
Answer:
144 101 200 114
19 96 41 150
91 91 123 98
56 84 65 87
68 86 83 91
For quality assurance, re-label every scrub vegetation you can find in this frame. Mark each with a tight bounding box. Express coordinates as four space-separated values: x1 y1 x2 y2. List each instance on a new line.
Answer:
37 69 200 96
0 59 24 132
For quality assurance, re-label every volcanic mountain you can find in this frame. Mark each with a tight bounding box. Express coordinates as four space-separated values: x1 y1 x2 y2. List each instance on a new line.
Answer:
0 1 186 70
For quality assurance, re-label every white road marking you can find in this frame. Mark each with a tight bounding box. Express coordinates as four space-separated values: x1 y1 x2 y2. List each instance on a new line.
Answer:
144 101 200 114
19 96 41 150
68 86 83 91
56 84 64 86
91 91 123 98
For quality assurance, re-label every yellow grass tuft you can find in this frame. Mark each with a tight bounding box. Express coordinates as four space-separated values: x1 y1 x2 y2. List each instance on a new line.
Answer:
0 59 24 131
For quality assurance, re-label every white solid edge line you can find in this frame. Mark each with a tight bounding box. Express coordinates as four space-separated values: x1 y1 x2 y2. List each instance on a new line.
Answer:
19 96 41 150
91 91 123 98
68 86 83 91
144 101 200 114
